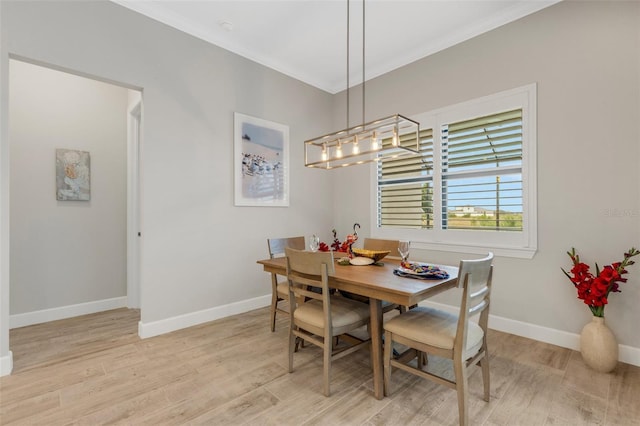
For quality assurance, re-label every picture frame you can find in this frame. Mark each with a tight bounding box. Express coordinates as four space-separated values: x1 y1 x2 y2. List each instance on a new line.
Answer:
56 148 91 201
234 112 289 207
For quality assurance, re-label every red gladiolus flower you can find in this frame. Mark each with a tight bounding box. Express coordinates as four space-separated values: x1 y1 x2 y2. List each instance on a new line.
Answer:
599 266 620 282
562 247 639 317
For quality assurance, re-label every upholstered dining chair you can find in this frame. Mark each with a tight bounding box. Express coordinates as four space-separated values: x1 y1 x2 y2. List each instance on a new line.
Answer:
267 236 305 332
285 247 371 396
383 252 494 426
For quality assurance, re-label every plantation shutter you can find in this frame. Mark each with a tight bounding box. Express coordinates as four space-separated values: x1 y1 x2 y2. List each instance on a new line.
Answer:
441 109 523 231
377 128 434 229
443 109 522 171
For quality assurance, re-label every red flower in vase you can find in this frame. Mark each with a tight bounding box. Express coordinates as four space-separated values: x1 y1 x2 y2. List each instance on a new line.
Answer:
562 247 639 317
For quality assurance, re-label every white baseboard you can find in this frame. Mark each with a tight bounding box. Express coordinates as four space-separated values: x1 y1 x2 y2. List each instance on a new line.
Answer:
1 351 13 376
419 300 640 368
9 296 128 329
31 294 627 367
138 294 271 339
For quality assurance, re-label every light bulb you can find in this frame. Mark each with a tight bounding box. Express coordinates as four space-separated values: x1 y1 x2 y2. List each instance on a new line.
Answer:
371 131 380 150
336 142 343 158
352 136 359 155
321 145 328 161
392 127 398 147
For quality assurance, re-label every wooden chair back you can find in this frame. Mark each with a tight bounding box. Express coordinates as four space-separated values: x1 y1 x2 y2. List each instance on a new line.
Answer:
268 236 305 259
284 247 334 305
455 253 494 357
266 236 306 332
363 238 400 256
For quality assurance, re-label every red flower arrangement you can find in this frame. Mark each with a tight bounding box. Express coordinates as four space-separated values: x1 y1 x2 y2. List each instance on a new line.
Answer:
562 247 640 317
318 224 361 255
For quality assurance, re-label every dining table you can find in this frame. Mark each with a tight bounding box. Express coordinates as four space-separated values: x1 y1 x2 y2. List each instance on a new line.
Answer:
256 254 459 400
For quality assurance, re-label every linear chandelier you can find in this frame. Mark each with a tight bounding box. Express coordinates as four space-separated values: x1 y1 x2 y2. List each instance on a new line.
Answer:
305 0 420 169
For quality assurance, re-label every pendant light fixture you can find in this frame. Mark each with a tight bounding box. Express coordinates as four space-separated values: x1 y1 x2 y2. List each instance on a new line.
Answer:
304 0 420 169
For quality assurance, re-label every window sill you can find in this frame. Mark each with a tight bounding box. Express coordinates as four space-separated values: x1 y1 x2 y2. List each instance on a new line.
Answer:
410 240 536 259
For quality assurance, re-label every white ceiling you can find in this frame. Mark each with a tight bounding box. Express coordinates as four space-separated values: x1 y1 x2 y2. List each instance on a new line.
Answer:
113 0 559 94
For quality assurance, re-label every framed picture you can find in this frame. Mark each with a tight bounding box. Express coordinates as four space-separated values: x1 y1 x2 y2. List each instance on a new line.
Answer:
56 148 91 201
234 112 289 207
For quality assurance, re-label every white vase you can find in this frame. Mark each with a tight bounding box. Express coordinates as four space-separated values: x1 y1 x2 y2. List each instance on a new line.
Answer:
580 316 618 373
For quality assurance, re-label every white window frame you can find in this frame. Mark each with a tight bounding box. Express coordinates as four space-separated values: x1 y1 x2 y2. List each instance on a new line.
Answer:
370 83 537 259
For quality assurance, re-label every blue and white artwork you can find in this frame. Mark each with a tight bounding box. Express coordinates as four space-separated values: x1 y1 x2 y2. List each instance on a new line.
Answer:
234 113 289 206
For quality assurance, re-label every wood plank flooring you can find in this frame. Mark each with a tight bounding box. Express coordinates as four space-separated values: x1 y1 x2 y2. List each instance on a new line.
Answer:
1 307 639 425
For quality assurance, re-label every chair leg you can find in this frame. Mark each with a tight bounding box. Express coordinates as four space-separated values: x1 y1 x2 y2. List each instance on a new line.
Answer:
270 293 279 332
480 352 490 402
453 356 469 426
323 339 332 396
383 330 393 396
288 329 297 373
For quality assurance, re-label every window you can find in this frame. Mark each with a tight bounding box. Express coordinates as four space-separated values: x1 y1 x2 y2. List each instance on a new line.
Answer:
373 84 537 258
378 128 434 229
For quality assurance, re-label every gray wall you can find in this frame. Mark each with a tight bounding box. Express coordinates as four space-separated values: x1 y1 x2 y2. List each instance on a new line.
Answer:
0 0 335 357
332 1 640 349
9 60 128 315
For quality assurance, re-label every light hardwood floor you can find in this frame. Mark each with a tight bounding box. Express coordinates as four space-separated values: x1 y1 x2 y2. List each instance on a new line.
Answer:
1 307 639 425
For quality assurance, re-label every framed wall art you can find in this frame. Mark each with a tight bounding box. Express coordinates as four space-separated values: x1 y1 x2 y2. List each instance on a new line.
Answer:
56 148 91 201
234 112 289 207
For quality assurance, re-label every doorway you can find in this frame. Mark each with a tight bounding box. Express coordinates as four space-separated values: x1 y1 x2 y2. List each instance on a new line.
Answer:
127 97 141 309
7 59 142 343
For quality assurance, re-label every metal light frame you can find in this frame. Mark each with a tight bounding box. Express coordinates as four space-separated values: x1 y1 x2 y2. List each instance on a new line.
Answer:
305 114 419 169
304 0 420 169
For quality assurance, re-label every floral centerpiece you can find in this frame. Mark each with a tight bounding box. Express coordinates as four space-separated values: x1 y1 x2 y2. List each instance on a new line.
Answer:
562 247 639 317
318 224 360 256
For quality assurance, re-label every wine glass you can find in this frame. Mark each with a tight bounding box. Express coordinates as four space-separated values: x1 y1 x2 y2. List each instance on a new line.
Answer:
398 240 410 262
309 235 320 252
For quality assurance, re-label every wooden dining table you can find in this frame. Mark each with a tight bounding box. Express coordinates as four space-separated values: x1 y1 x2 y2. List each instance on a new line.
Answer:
256 255 459 400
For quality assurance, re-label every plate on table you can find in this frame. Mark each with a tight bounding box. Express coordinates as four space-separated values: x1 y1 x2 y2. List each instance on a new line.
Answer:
349 257 375 266
398 262 446 276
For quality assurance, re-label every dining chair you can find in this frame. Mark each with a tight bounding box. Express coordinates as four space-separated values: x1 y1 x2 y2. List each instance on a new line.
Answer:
365 238 408 313
383 252 494 426
362 238 401 257
267 236 306 332
342 238 404 314
285 247 371 396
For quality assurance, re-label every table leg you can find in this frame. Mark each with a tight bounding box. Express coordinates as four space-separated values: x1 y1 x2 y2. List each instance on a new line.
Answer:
369 298 384 399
